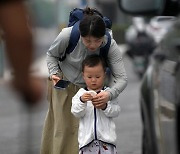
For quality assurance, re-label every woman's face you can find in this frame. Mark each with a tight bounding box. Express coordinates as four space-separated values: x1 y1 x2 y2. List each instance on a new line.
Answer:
81 36 104 51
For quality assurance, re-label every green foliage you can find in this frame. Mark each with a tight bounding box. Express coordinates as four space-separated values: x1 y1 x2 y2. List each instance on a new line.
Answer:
112 24 129 44
30 1 57 27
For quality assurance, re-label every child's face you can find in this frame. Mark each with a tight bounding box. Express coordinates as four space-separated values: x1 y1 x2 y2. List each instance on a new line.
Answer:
83 63 105 91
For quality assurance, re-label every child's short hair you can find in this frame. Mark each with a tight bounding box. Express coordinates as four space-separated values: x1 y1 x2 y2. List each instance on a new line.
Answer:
82 54 106 72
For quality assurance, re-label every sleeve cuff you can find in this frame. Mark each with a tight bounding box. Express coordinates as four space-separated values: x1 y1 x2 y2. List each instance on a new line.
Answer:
80 96 85 103
102 103 108 110
50 70 63 80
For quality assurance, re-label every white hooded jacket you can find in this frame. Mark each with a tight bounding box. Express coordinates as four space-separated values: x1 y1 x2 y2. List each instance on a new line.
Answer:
71 87 121 149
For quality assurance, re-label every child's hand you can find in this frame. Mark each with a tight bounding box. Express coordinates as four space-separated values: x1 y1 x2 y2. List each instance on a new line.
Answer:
80 93 94 103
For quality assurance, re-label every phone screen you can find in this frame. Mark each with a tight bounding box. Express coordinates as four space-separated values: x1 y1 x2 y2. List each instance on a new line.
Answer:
54 80 70 89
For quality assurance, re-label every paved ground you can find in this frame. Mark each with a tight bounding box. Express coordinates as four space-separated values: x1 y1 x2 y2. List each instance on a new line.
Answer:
115 55 142 154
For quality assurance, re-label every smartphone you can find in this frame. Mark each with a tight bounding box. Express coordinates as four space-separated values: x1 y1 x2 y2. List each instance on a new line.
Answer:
54 80 70 89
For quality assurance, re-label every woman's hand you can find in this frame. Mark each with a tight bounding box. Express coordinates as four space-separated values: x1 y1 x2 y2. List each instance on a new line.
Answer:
51 74 61 85
92 91 110 109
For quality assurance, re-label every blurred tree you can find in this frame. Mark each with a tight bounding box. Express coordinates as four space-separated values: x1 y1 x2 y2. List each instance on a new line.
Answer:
29 0 57 27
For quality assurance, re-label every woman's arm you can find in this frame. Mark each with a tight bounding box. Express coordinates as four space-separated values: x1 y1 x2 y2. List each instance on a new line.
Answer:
46 28 71 78
106 39 128 100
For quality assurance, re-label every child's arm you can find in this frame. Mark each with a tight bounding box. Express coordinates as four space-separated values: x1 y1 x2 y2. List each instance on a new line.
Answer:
71 89 93 118
102 98 121 118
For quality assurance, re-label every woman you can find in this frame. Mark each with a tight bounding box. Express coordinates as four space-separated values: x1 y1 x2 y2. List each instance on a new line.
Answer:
40 7 127 154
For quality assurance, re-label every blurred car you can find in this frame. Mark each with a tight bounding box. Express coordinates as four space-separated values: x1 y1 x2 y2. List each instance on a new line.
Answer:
117 0 180 154
146 16 176 44
140 23 180 153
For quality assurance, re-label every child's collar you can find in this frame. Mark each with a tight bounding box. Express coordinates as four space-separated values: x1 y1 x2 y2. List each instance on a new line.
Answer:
84 86 106 93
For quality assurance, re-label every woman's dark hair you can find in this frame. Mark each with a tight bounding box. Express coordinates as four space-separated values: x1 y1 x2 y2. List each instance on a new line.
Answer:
79 7 106 38
82 54 106 72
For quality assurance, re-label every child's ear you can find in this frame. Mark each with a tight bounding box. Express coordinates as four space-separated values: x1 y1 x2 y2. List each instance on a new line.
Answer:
82 72 85 79
104 72 106 79
104 70 107 75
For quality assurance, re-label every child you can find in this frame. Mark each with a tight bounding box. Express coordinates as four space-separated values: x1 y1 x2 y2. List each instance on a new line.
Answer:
71 54 120 154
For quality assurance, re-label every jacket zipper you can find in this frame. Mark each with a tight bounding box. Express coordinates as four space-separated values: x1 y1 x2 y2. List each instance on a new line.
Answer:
94 107 97 140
